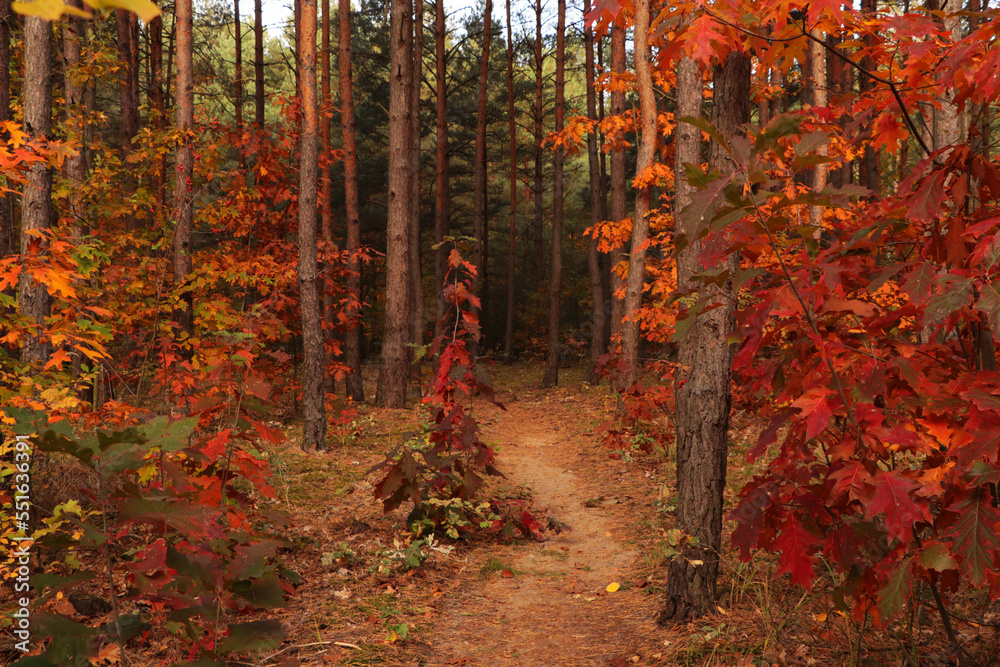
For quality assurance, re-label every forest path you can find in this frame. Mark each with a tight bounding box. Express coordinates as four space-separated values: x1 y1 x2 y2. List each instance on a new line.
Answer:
416 386 668 666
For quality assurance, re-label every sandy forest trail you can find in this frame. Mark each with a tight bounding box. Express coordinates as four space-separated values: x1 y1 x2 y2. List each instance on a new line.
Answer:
416 391 668 666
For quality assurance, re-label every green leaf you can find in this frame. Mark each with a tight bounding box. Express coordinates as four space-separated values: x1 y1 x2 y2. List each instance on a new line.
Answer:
217 619 286 655
32 613 99 667
975 283 1000 334
752 113 802 156
877 558 912 619
917 542 958 572
679 116 729 157
230 575 285 610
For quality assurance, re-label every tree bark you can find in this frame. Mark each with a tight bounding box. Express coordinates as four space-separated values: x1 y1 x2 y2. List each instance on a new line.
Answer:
542 0 565 387
64 0 85 238
432 0 450 343
320 0 335 393
299 0 326 449
235 0 245 166
340 0 364 401
608 21 626 343
150 11 166 206
0 0 12 260
375 0 413 408
19 14 52 366
809 30 827 226
858 0 879 192
173 0 195 337
503 0 517 360
472 0 493 355
117 9 139 230
584 0 608 383
532 0 545 283
619 0 655 389
662 51 749 622
410 0 425 351
254 0 265 126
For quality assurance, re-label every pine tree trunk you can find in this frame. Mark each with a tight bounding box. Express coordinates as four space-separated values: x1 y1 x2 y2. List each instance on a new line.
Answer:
235 0 245 166
809 30 827 226
320 0 335 393
410 0 425 352
150 12 166 206
118 9 139 230
173 0 195 337
64 1 85 238
542 0 565 388
375 0 413 408
619 0 655 389
584 0 608 383
432 0 450 343
859 0 878 192
20 14 52 366
472 0 492 355
340 0 364 401
299 0 326 449
608 22 626 343
254 0 265 126
0 0 11 261
662 51 749 623
532 0 545 284
503 0 517 360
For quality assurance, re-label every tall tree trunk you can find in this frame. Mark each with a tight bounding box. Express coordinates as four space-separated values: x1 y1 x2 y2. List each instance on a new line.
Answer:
19 14 52 366
584 0 608 383
173 0 195 337
503 0 517 360
432 0 450 343
619 0 654 389
254 0 265 126
0 0 12 259
472 0 492 355
340 0 363 401
532 0 544 283
320 0 335 393
858 0 878 192
118 10 139 230
662 50 749 622
931 0 963 151
542 0 565 387
150 12 166 206
608 21 626 343
299 0 326 449
410 0 425 351
235 0 245 166
375 0 413 408
809 29 827 226
64 1 85 238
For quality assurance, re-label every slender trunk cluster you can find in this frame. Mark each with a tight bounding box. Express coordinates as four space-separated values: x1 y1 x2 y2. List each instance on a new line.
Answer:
472 0 493 355
340 0 364 402
503 0 517 360
0 0 11 259
432 0 450 343
584 0 608 383
532 0 545 283
254 0 265 125
542 0 565 387
619 0 655 389
608 22 627 343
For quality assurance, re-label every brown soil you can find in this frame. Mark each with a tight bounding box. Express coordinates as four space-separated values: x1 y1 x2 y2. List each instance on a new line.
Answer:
413 387 668 666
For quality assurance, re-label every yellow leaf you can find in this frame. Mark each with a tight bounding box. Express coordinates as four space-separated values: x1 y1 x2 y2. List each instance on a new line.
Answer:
606 582 620 593
12 0 92 20
84 0 160 21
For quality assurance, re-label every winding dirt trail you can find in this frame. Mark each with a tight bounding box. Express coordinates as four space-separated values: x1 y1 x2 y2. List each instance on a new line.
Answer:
418 390 667 666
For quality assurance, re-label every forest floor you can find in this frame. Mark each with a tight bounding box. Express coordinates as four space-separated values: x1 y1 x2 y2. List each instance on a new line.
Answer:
18 363 1000 666
257 362 998 667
